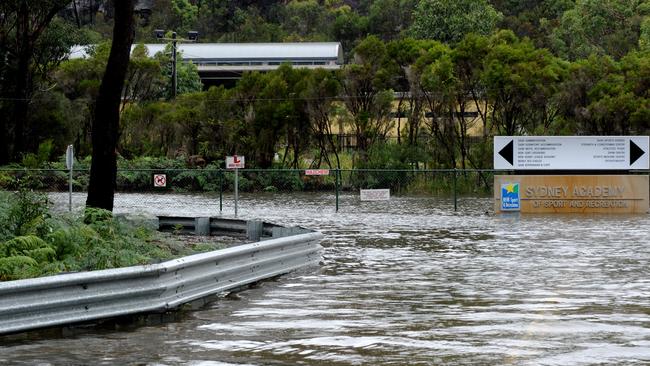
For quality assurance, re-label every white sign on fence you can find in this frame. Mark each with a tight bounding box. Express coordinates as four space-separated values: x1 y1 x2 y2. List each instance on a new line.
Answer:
494 136 649 170
360 189 390 201
226 155 245 169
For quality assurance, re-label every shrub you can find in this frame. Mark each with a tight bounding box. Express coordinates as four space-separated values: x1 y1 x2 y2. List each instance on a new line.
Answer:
0 256 39 281
0 191 214 281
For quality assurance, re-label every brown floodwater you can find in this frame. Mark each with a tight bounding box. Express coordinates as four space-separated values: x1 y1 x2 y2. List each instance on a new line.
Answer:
2 193 650 365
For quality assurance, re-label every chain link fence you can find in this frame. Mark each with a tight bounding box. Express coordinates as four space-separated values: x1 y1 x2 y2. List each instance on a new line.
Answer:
0 168 502 214
3 168 648 217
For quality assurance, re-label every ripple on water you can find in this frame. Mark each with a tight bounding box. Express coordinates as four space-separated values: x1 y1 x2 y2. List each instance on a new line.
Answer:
10 192 650 365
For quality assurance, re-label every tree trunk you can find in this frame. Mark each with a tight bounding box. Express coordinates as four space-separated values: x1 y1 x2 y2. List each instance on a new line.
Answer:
86 0 135 211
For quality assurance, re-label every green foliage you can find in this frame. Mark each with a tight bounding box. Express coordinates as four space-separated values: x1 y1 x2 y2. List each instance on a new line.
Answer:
3 190 50 238
0 235 49 257
481 30 568 135
0 190 218 281
0 256 39 281
5 1 650 177
172 0 199 30
409 0 503 43
255 171 305 192
83 207 113 224
550 0 649 60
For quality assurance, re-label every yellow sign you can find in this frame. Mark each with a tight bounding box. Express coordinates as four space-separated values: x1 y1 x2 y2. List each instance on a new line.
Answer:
494 175 649 214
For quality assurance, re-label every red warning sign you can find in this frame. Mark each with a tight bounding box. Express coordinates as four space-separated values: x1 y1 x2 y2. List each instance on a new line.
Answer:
153 174 167 187
305 169 330 176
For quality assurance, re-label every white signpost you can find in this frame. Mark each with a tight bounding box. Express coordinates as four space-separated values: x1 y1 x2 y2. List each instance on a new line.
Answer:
226 155 245 217
65 145 74 212
494 136 649 170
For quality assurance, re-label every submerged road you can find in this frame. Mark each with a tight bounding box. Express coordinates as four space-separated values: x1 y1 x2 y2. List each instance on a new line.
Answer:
3 193 650 365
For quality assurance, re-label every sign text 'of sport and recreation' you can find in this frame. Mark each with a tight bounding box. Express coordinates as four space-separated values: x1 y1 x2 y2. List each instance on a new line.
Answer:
494 175 649 214
494 136 649 170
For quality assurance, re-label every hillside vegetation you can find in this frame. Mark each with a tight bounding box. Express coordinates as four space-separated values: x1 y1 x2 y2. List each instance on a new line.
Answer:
0 0 648 171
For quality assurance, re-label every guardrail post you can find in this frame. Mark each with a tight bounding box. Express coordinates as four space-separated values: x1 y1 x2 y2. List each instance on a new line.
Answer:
195 217 210 236
246 220 263 241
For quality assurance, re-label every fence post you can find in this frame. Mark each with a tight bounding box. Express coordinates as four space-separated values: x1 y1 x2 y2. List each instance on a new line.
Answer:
335 168 340 212
219 169 223 213
453 168 458 212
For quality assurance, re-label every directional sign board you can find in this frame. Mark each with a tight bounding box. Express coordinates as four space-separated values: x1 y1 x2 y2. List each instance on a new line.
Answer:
226 155 245 169
494 136 649 170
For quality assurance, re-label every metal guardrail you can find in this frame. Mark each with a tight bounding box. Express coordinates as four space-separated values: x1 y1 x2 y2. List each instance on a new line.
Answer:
157 216 309 240
0 227 323 335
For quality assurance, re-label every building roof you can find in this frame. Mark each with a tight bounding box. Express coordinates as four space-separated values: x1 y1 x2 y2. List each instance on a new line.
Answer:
69 42 343 64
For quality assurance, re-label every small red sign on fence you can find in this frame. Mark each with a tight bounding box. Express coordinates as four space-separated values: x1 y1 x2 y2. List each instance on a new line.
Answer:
305 169 330 176
153 174 167 187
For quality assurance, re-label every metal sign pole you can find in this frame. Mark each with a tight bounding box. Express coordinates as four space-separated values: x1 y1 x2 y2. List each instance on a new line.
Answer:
226 155 244 218
219 169 223 213
234 168 239 217
69 168 73 212
66 145 74 212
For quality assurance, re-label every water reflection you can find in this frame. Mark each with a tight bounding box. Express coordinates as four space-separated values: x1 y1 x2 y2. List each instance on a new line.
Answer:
3 193 650 365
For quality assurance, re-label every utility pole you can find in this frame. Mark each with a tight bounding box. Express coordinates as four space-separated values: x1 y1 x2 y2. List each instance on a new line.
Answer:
154 30 199 99
171 31 177 98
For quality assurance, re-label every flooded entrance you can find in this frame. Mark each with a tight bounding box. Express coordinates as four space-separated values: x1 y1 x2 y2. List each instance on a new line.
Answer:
3 193 650 365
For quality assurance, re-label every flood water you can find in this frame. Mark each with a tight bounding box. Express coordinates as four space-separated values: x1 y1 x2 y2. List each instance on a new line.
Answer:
3 193 650 365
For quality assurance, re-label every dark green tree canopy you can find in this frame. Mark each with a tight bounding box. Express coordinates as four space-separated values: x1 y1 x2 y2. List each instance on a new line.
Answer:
409 0 503 43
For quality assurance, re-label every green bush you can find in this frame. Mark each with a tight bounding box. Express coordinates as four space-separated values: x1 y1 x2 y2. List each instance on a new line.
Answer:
0 191 214 281
254 171 304 192
0 256 39 281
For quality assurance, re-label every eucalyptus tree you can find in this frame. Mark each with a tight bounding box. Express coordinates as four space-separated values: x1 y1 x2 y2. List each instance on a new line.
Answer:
555 51 650 135
411 41 459 168
282 0 324 39
86 0 136 211
0 0 78 164
386 38 435 150
551 0 650 60
409 0 502 44
481 30 567 136
367 0 417 41
340 36 394 165
300 68 342 169
452 34 491 139
229 66 310 169
326 4 368 56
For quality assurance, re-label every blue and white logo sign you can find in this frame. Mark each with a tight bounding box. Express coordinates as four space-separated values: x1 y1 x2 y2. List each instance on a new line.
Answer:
501 183 520 211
